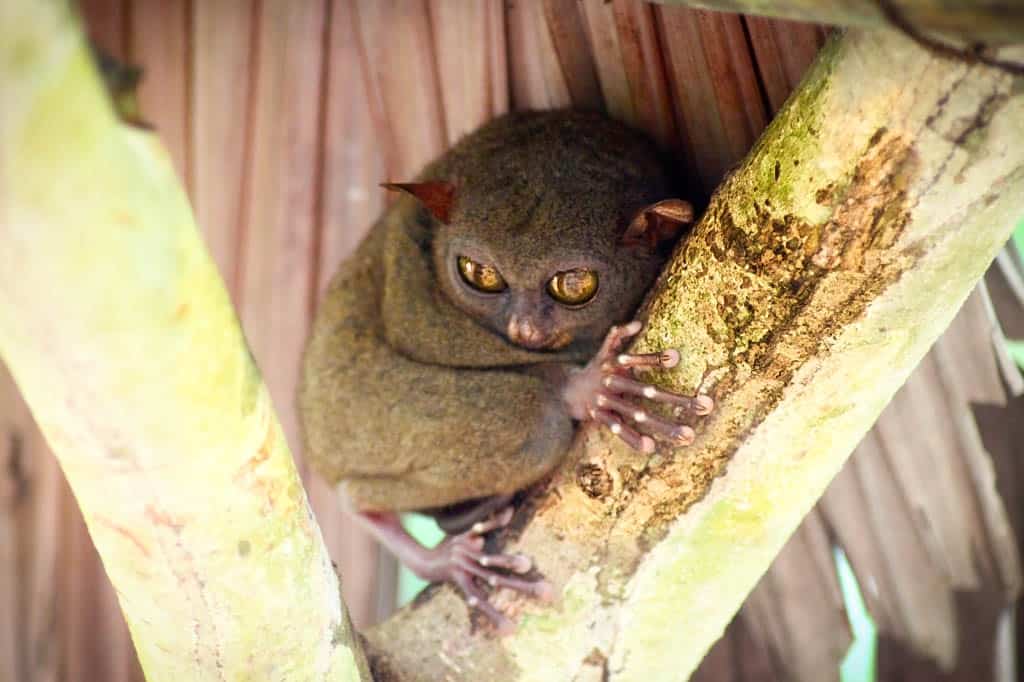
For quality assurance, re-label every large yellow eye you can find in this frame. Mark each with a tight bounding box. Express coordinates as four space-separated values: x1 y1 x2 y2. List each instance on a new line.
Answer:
547 269 599 306
457 256 507 293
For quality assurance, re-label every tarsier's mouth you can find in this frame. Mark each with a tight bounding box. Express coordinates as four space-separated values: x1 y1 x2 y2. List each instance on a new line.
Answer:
506 313 574 351
511 330 573 351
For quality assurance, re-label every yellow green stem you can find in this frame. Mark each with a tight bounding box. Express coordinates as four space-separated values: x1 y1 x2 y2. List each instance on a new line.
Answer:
0 2 368 679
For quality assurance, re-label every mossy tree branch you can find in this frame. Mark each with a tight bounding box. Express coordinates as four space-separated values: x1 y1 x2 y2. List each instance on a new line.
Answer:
0 2 369 680
655 0 1024 46
365 27 1024 682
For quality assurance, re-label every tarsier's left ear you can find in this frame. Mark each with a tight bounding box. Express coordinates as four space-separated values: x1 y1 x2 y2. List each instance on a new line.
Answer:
621 199 695 250
382 181 456 224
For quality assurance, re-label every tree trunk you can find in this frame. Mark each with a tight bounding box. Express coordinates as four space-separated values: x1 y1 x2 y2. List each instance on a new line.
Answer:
655 0 1024 45
365 27 1024 682
0 2 369 680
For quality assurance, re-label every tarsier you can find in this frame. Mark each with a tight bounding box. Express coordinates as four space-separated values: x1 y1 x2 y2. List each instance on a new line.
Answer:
299 110 713 632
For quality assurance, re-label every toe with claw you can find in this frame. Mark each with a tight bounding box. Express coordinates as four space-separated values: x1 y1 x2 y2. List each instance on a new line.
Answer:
563 320 713 452
443 508 553 633
358 506 552 634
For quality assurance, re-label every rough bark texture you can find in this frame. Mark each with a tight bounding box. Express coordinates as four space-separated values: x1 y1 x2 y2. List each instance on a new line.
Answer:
365 27 1024 682
725 267 1024 682
656 0 1024 45
0 2 369 680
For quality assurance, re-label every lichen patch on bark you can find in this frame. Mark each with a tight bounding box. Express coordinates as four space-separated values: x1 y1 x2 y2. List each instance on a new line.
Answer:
611 122 922 561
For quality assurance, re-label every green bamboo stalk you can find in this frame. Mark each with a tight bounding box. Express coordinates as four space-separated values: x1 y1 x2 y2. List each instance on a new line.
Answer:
0 2 369 680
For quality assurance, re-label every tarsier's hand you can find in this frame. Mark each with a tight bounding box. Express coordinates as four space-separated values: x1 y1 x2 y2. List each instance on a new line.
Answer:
563 321 713 452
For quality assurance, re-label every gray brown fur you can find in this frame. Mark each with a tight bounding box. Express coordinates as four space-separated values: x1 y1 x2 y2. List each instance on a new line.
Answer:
299 111 682 514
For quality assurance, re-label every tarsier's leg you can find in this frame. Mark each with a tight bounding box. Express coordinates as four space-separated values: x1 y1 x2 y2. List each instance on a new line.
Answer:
563 320 714 452
429 493 515 535
356 506 553 633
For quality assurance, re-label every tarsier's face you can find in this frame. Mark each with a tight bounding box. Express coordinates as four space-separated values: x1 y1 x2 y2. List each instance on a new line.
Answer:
455 254 597 349
438 234 619 351
392 110 693 353
430 189 691 352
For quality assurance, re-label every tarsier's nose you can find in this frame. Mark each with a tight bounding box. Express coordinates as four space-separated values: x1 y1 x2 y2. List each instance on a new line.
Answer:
507 314 546 349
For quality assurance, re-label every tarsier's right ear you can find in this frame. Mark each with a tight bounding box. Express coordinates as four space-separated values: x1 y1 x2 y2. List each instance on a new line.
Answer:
382 181 456 224
621 199 695 250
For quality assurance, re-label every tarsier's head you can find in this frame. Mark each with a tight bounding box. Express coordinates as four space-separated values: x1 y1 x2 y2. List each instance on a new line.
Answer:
388 111 693 352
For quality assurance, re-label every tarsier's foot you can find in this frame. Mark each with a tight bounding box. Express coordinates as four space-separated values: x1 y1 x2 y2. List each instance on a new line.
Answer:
372 506 551 634
434 507 554 633
360 507 551 634
563 320 714 452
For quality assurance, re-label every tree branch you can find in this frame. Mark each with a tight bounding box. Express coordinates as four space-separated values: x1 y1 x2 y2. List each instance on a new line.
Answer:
0 2 369 679
366 28 1024 681
654 0 1024 46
